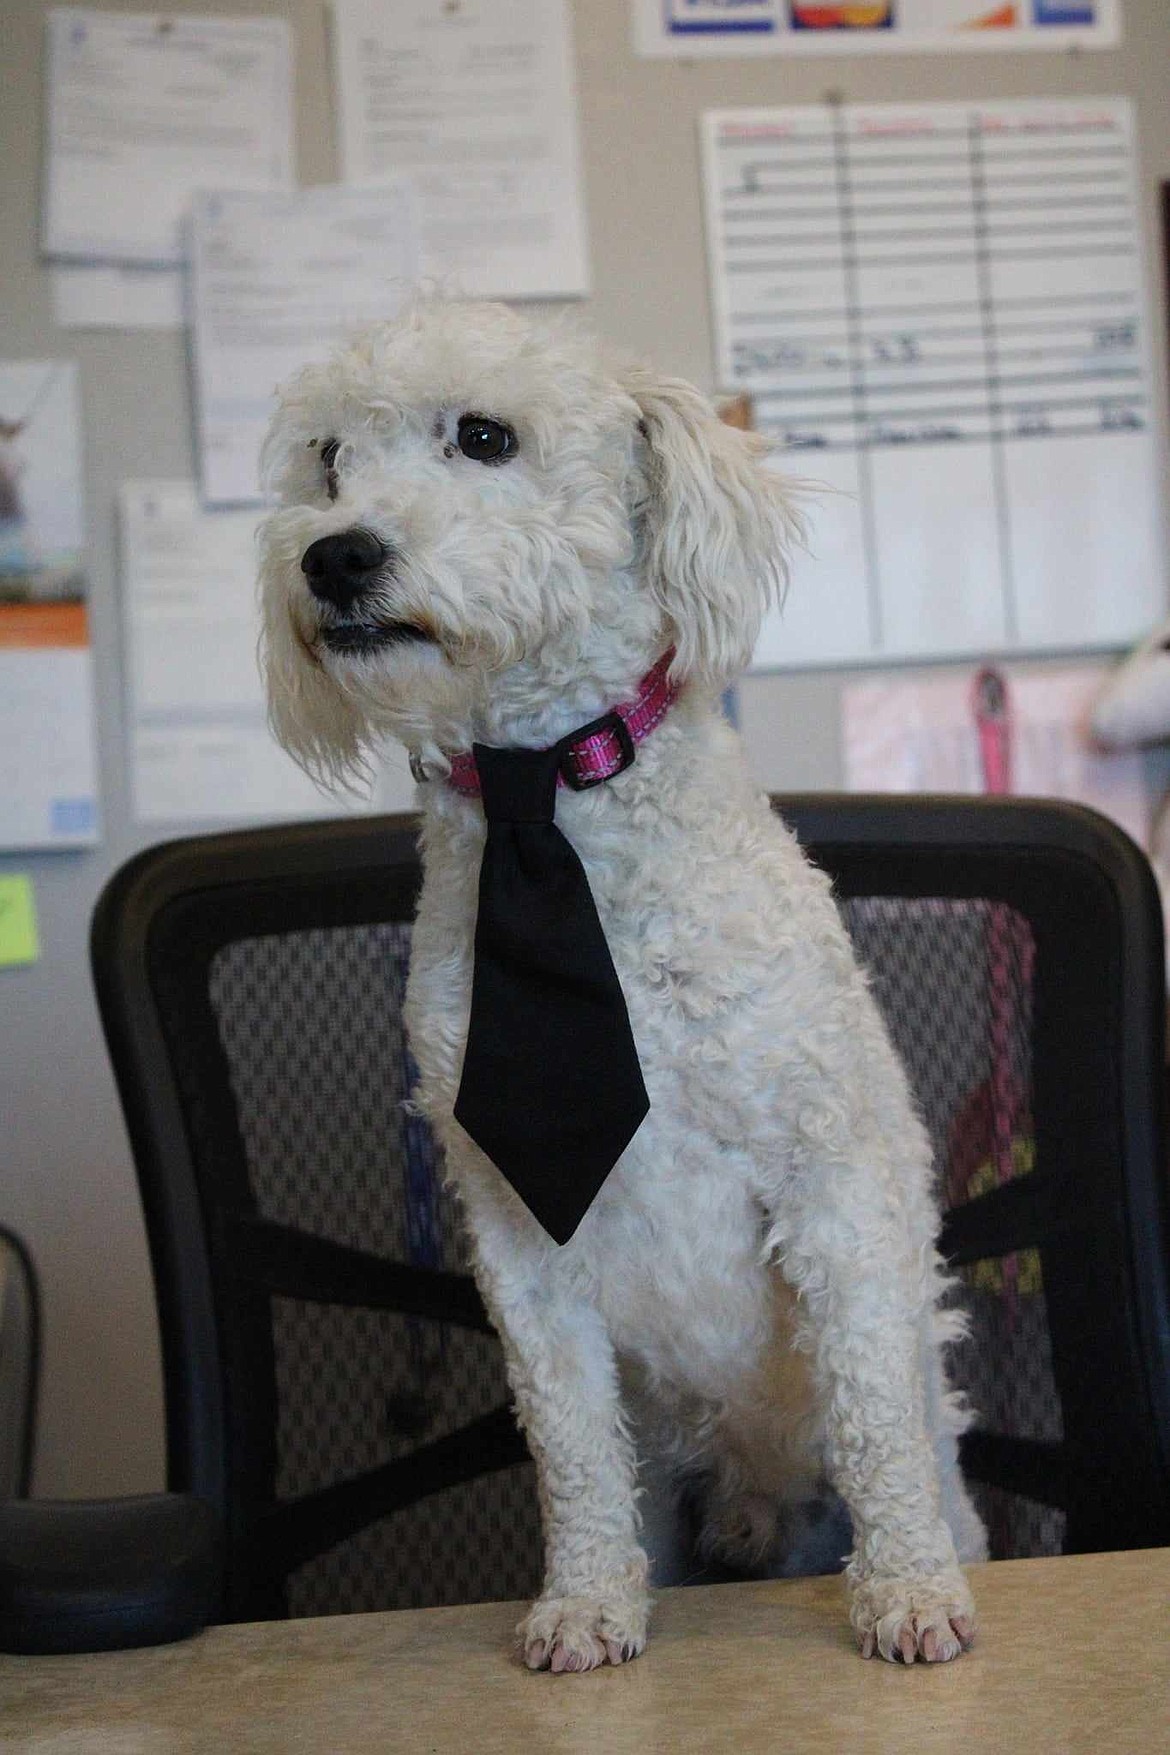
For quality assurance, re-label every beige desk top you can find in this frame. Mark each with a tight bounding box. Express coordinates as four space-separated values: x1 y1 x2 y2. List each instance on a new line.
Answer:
1 1550 1167 1754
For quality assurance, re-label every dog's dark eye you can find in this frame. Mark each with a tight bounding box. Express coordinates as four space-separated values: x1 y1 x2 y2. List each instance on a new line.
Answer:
320 438 341 500
456 414 517 464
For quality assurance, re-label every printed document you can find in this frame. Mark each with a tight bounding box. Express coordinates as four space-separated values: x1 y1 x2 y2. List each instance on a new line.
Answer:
43 8 293 266
331 0 589 299
189 183 419 505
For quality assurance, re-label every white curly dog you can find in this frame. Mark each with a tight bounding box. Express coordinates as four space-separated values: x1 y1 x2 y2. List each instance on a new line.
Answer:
258 299 986 1673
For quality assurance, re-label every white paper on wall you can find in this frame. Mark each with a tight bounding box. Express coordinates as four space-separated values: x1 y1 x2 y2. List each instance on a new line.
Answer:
700 98 1166 671
42 8 294 267
51 264 185 331
0 648 99 850
331 0 589 299
188 182 419 506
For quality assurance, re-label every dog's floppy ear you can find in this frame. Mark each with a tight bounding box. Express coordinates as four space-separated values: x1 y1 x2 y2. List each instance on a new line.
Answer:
624 369 801 690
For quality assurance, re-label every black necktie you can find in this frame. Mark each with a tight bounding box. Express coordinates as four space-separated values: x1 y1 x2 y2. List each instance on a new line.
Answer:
452 740 650 1245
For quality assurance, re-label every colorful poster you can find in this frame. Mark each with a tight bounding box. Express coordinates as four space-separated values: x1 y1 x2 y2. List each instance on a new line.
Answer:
659 1 780 33
790 5 894 27
0 362 98 849
633 0 1118 52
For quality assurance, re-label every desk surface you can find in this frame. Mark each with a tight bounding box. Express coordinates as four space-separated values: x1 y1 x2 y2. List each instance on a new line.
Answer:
1 1550 1167 1753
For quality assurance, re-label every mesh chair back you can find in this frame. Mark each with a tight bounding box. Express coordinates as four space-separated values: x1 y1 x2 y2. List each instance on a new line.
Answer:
91 797 1170 1621
206 924 541 1615
841 895 1060 1555
93 819 536 1622
785 796 1170 1561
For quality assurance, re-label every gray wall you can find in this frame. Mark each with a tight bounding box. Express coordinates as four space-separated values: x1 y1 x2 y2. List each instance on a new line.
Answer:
2 0 1168 1500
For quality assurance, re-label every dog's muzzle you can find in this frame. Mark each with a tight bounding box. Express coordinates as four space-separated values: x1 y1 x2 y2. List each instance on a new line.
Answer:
300 527 390 613
300 527 433 657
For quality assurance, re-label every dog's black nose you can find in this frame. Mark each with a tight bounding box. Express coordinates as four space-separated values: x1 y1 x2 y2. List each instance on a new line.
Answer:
300 529 388 612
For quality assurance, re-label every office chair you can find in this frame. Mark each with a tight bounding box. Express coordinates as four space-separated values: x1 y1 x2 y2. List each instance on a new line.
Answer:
2 796 1167 1653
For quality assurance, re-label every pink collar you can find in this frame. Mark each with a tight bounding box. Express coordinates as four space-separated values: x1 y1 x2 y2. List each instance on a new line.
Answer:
444 650 679 799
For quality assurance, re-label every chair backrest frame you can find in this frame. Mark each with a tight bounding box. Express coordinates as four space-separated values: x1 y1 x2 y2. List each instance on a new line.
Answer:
0 1226 39 1499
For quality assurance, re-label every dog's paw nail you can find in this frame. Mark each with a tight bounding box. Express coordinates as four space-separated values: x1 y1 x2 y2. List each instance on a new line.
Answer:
520 1590 649 1676
604 1637 641 1665
859 1631 876 1659
921 1629 938 1662
898 1628 918 1664
951 1616 976 1648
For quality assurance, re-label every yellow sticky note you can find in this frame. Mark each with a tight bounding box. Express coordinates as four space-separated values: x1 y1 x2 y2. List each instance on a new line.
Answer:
0 876 40 968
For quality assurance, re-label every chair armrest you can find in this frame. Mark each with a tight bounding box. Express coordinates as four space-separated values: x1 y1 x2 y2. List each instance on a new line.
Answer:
0 1492 222 1654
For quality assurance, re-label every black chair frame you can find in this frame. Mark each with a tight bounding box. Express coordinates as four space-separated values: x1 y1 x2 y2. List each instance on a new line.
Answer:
0 1224 39 1499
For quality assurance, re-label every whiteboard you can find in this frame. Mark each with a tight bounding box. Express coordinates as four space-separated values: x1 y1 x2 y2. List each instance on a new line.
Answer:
700 98 1166 670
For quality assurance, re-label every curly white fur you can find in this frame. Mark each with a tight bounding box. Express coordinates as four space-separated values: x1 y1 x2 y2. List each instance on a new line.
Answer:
258 298 986 1673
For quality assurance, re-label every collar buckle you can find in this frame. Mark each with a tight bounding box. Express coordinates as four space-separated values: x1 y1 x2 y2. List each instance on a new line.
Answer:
558 710 636 792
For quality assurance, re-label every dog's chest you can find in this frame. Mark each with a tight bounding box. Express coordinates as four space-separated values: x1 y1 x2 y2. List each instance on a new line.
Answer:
582 1144 780 1391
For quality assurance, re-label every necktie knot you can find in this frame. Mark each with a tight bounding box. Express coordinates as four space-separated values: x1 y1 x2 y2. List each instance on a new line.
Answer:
472 742 562 824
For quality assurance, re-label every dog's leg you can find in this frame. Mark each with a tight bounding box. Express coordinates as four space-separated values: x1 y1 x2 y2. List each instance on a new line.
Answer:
506 1296 650 1671
468 1224 651 1673
762 1132 978 1662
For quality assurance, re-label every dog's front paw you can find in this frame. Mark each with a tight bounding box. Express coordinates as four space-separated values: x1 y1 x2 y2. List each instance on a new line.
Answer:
519 1589 650 1674
850 1570 976 1664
